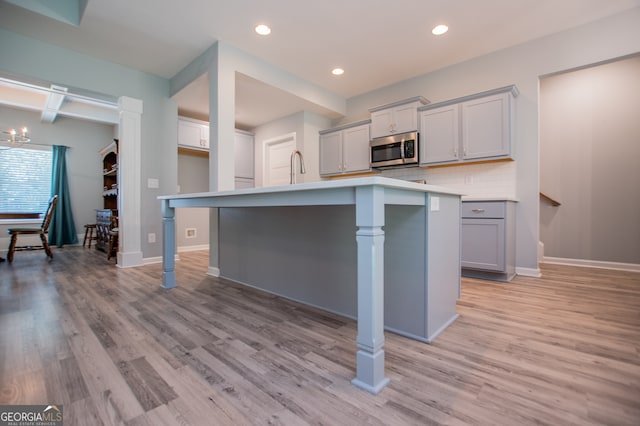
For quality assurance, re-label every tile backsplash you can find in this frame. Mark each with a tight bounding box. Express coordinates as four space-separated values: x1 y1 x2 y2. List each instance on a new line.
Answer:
380 161 517 199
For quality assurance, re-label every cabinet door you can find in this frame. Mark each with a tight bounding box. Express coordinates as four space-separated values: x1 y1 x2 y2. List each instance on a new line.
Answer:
370 109 395 138
461 93 510 160
392 103 419 134
461 218 505 272
178 119 208 150
419 105 459 165
342 124 370 173
234 131 254 178
319 131 343 175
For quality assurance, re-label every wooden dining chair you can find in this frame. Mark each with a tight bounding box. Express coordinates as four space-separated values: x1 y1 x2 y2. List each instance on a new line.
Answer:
6 195 58 263
107 215 119 261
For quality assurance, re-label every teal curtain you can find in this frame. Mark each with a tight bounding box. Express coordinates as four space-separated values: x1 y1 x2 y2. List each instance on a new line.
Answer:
49 145 78 247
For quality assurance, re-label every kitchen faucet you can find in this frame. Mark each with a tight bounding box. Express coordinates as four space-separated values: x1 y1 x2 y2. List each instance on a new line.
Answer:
290 150 306 184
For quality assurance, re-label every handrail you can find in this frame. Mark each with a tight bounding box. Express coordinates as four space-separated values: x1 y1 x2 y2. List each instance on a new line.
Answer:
540 192 561 206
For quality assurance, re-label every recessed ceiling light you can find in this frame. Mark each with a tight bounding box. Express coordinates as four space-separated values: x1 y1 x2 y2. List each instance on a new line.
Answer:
331 68 345 76
432 24 448 36
255 24 271 36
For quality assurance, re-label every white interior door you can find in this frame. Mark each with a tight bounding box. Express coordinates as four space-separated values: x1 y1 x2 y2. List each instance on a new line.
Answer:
264 133 296 186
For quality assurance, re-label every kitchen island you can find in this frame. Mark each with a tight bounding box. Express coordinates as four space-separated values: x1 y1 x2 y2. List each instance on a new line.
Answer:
159 177 462 394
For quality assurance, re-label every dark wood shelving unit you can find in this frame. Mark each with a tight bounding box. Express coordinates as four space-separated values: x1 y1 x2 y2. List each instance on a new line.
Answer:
97 139 119 253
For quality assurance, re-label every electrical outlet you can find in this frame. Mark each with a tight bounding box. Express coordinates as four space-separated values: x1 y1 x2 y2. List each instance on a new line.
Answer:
430 196 440 211
148 233 156 243
185 228 196 238
147 178 159 189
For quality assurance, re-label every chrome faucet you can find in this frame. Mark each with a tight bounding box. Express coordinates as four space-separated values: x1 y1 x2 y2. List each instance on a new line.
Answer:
290 150 306 184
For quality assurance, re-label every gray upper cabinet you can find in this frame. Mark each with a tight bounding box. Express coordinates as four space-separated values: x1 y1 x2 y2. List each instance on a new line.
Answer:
419 86 517 166
461 93 511 160
319 121 371 176
319 130 343 176
369 97 428 139
419 103 459 164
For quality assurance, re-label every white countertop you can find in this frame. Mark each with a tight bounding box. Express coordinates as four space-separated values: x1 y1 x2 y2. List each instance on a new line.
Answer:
159 176 464 201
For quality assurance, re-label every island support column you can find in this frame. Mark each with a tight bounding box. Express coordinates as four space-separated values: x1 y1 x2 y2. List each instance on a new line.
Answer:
161 199 176 289
352 185 390 394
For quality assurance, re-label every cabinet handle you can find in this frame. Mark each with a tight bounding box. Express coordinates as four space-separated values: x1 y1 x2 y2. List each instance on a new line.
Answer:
472 208 485 213
453 149 458 158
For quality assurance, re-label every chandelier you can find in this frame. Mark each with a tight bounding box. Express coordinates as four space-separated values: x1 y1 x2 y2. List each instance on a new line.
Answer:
0 127 30 148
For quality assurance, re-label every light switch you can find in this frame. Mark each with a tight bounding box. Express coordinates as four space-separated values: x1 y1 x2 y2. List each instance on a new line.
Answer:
147 178 159 189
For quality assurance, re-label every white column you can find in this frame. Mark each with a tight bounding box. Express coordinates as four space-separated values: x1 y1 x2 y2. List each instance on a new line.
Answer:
161 199 176 288
117 96 143 267
207 42 236 276
352 185 390 394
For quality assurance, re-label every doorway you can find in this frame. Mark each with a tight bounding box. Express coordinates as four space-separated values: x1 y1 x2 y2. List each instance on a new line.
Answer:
539 54 640 266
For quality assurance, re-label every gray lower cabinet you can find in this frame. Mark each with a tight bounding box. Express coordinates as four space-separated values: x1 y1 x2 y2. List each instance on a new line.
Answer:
461 201 516 282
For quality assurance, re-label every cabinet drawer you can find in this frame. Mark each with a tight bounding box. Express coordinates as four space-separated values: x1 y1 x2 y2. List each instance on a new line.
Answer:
462 201 505 218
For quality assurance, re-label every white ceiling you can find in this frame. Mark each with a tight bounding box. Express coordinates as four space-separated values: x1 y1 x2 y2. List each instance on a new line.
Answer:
1 0 639 128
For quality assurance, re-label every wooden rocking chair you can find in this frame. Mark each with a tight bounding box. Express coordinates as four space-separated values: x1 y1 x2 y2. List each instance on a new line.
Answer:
6 195 58 263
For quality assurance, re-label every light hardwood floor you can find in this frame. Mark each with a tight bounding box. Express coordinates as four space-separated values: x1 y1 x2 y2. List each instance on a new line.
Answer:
1 247 639 425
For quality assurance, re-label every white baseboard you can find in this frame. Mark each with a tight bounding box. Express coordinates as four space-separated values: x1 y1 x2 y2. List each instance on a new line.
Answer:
143 254 180 265
142 256 163 265
515 267 542 278
177 244 209 253
117 251 144 268
207 266 220 277
542 256 640 273
141 245 208 264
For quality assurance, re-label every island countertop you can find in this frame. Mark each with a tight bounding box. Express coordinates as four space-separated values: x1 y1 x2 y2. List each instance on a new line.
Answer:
159 176 463 204
159 176 463 395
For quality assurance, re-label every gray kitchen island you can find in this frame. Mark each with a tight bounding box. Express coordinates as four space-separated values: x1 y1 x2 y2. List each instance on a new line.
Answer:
159 176 462 394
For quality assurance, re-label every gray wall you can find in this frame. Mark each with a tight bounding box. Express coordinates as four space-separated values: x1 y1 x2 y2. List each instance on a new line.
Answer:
176 150 210 249
253 111 331 187
0 105 114 251
540 55 640 264
0 27 178 260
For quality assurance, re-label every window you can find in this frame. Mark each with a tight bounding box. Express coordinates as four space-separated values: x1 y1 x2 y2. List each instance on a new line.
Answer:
0 147 52 214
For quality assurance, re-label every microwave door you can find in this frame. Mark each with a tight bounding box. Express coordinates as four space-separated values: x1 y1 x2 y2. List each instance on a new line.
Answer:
372 142 402 165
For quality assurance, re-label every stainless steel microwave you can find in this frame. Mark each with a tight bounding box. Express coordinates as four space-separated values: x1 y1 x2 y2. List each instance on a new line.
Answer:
370 131 419 168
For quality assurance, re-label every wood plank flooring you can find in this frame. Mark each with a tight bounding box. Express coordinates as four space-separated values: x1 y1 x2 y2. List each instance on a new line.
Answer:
1 247 639 425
